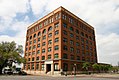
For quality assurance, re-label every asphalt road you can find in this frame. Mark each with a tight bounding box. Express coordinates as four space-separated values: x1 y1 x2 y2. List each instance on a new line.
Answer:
0 75 119 80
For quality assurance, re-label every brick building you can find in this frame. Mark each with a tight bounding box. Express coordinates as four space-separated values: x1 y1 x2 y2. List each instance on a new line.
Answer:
23 6 97 75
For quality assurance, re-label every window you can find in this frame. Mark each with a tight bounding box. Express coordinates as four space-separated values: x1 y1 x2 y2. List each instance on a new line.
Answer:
31 63 34 69
77 56 80 60
63 37 67 43
42 56 45 60
48 40 52 45
76 49 80 54
63 63 68 71
70 47 74 52
34 39 36 43
90 41 92 45
63 30 67 35
70 40 74 45
82 44 84 50
54 45 59 50
55 30 59 35
76 36 79 40
89 36 92 40
70 33 74 38
63 45 68 51
39 23 42 28
38 38 40 42
38 32 41 36
81 32 84 36
42 48 45 53
81 38 84 43
34 34 36 38
54 63 58 71
28 64 30 69
28 58 30 61
36 56 39 61
26 48 28 51
76 29 79 34
44 20 48 26
48 33 52 38
42 42 46 46
42 29 46 34
48 26 52 32
76 42 79 46
32 51 35 55
41 64 44 70
85 40 88 45
42 35 46 40
29 41 32 45
37 50 40 54
48 47 52 52
85 34 88 38
71 55 74 60
86 45 89 50
63 53 68 59
55 23 59 28
63 23 67 28
48 55 51 59
36 63 39 70
37 44 40 48
33 45 36 49
54 53 58 59
55 13 60 20
32 57 34 61
55 38 59 42
30 36 32 40
69 27 74 31
62 14 67 20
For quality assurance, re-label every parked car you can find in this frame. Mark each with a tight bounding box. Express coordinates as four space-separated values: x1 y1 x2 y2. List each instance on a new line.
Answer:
13 68 21 74
4 69 13 75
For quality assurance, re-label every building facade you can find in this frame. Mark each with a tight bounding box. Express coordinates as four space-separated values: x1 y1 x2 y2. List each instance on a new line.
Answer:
23 6 97 75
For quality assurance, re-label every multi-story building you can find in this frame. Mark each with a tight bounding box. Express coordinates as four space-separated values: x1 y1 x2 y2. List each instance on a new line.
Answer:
24 6 97 75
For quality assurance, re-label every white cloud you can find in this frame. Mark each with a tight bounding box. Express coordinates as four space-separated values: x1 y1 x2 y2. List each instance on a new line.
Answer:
30 0 48 17
0 0 30 32
97 33 119 65
0 0 29 19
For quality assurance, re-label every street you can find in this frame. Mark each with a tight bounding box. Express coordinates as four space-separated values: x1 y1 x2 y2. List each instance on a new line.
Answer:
0 75 119 80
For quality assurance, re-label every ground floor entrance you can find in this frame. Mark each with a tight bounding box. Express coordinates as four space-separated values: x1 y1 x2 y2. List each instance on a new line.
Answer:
46 64 51 73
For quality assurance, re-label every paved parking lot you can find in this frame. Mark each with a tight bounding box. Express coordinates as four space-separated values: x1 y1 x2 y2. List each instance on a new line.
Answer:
0 75 119 80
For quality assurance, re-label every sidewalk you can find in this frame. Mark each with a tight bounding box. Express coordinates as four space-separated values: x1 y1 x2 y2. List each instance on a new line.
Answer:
51 73 119 78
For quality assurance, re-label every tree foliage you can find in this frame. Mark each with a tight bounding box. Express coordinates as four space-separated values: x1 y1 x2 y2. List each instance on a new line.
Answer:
0 41 25 74
92 63 100 71
82 62 90 71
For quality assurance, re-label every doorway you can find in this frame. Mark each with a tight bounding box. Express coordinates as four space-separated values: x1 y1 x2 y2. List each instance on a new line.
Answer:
46 64 51 73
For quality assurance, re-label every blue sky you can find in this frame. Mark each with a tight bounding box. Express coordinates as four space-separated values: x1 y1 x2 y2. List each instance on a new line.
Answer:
0 0 119 66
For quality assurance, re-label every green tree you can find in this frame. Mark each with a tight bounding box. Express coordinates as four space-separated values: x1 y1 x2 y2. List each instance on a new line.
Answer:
0 41 25 74
92 63 99 72
82 62 90 71
103 64 112 72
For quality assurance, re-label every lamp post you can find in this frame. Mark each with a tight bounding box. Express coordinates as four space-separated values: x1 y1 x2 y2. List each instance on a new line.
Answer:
74 64 76 80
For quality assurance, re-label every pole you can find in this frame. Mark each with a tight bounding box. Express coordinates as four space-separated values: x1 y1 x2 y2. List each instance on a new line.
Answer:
74 64 76 80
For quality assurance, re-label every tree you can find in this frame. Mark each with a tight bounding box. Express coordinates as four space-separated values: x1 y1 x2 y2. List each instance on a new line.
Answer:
92 63 99 72
0 41 26 74
82 62 90 71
